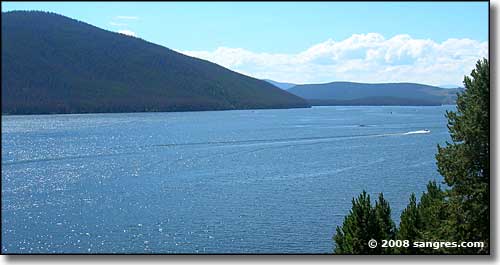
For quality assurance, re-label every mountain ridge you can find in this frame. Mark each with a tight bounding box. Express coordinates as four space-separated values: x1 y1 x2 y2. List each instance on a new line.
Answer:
2 11 310 114
287 81 462 106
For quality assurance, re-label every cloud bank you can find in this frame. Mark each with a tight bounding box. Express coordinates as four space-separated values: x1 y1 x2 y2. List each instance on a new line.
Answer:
181 33 488 86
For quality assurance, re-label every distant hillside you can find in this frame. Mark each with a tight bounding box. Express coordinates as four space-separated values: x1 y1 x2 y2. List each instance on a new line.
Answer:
287 82 462 106
1 11 309 114
263 79 297 90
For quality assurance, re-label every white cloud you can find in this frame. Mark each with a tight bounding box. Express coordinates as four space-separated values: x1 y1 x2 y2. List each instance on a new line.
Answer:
117 29 136 37
115 16 139 20
180 33 488 86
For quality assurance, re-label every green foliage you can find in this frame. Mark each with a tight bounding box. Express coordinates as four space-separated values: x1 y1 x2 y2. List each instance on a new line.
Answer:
396 193 421 254
395 182 448 254
417 181 448 243
2 11 309 114
333 59 489 254
334 191 395 254
374 193 397 248
435 58 489 253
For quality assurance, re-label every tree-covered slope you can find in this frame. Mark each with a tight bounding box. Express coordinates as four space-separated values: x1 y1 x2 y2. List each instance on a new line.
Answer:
287 81 462 106
1 11 310 114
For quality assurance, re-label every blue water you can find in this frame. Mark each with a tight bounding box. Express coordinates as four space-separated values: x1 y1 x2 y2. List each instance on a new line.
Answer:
1 106 452 254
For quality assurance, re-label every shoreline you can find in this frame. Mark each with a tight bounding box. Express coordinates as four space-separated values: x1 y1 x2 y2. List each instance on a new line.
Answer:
1 104 457 117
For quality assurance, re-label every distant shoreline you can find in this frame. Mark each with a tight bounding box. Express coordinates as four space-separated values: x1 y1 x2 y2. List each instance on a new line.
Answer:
0 105 311 116
1 104 455 116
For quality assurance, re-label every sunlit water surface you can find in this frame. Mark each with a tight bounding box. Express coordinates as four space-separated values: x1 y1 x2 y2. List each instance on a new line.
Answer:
2 106 452 253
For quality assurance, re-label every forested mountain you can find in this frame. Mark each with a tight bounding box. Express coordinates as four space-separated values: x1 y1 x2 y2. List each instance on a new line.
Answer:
287 82 463 106
263 79 297 90
1 11 309 114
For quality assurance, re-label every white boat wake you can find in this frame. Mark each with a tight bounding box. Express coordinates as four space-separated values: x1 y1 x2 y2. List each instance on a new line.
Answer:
404 130 431 135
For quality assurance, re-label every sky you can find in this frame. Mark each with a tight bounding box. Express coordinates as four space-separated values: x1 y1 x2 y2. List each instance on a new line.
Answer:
2 1 489 86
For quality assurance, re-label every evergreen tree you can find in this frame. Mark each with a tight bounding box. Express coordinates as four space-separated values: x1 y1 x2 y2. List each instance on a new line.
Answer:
334 191 374 254
396 193 422 254
334 191 395 254
374 193 396 254
435 58 489 253
333 59 489 255
396 181 449 254
417 181 447 241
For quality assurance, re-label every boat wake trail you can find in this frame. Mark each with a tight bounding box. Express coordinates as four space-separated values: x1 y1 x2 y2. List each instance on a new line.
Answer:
2 130 431 167
153 130 430 149
404 130 431 135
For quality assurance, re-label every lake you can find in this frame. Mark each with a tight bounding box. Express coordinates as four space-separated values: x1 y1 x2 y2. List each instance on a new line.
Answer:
1 106 452 254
